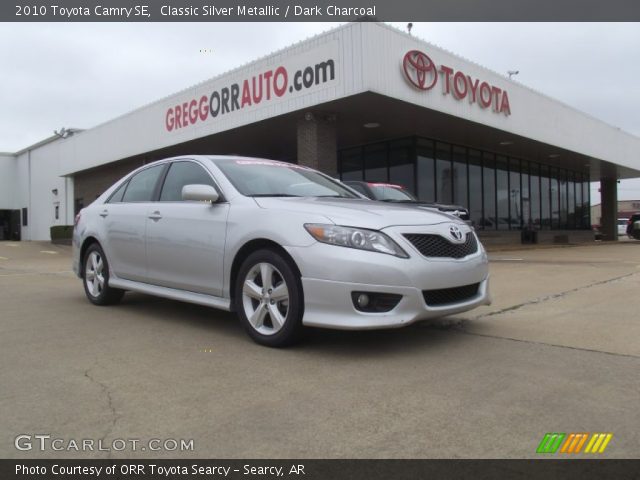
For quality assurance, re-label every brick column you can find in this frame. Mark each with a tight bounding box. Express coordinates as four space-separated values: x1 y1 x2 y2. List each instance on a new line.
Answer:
297 113 337 176
600 177 618 240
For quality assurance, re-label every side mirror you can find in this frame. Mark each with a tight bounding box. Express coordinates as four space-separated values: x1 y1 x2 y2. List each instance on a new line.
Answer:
182 184 220 203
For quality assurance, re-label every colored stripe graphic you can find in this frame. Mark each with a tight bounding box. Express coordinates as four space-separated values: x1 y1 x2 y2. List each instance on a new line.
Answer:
537 433 566 453
537 433 613 454
585 433 613 454
560 433 588 453
573 433 589 453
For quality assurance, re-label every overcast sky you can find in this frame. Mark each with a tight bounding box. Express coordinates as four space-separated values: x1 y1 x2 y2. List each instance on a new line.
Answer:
1 22 638 201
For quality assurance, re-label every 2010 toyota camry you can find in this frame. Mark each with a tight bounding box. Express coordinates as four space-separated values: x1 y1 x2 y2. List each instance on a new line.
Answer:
72 156 491 347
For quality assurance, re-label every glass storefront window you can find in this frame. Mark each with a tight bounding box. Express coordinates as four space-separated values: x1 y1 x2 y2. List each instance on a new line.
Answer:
468 149 483 228
483 152 496 230
339 147 362 181
582 178 591 228
509 157 522 229
436 143 453 204
550 167 560 229
530 163 540 228
452 146 468 208
389 139 415 194
363 143 387 182
540 165 550 229
496 155 509 230
568 173 576 229
417 139 435 202
521 160 530 228
559 169 568 228
338 136 590 232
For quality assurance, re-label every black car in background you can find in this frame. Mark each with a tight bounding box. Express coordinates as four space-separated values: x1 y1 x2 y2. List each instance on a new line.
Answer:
343 181 471 223
627 213 640 240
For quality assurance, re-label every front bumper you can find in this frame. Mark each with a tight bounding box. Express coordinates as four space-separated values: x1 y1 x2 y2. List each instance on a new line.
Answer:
285 224 491 330
299 276 490 329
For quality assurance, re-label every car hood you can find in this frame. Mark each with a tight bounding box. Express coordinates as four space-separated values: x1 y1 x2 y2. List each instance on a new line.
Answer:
253 197 462 229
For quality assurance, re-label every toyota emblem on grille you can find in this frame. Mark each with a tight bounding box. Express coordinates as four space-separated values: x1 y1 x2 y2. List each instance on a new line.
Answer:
449 225 463 242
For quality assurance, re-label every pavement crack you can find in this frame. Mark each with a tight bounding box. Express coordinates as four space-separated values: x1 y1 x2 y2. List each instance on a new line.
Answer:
84 368 120 455
474 271 638 320
454 330 640 360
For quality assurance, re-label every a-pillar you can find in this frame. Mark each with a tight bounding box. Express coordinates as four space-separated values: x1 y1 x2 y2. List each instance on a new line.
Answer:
296 113 337 176
599 177 618 241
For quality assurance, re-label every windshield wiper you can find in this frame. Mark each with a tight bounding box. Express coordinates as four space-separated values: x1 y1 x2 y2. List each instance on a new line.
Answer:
248 194 302 197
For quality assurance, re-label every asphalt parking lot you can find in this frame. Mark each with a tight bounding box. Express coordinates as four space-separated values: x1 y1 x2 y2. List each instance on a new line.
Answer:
1 240 639 459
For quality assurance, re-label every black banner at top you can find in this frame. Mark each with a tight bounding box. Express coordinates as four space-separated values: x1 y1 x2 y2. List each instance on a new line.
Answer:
3 0 640 22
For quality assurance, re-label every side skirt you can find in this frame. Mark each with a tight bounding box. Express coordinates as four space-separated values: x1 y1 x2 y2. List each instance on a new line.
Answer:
109 277 232 311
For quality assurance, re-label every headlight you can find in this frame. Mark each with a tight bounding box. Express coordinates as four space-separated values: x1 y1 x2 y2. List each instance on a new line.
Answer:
304 224 408 258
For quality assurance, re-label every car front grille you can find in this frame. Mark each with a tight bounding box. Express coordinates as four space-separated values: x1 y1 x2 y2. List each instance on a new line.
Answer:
403 233 478 259
423 283 480 306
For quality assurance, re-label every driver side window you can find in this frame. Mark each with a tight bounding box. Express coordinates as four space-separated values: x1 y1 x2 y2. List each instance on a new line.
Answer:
159 161 216 202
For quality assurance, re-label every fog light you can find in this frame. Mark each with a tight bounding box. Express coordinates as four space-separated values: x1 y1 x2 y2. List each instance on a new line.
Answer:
356 293 370 308
351 292 402 313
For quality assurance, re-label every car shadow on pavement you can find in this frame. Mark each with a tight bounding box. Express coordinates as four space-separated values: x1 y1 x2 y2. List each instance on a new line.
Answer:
107 292 469 357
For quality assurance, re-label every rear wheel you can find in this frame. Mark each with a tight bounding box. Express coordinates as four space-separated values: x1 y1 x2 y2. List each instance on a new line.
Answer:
83 243 125 306
235 249 304 347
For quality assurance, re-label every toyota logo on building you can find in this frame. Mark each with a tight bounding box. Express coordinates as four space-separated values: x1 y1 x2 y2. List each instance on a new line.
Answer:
402 50 437 90
449 225 464 242
401 49 512 116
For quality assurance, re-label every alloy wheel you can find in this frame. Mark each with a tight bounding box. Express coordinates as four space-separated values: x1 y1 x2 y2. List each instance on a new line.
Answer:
85 250 105 298
241 262 289 335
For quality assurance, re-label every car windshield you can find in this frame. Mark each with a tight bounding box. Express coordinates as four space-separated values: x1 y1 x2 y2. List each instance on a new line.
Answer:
369 184 417 202
214 159 358 198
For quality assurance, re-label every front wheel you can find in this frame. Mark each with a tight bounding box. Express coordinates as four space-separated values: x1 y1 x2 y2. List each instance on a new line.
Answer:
83 243 125 306
235 249 304 347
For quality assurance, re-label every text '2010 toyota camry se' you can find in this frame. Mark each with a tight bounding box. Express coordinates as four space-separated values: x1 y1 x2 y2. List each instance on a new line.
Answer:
73 156 491 347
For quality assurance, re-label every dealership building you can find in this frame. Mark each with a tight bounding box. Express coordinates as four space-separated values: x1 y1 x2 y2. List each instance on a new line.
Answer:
1 22 639 243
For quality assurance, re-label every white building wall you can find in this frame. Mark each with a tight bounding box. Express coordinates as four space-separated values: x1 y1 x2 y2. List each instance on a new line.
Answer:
0 154 17 209
11 140 74 241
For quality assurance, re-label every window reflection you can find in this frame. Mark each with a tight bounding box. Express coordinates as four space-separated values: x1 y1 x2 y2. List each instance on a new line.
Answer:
496 155 509 230
482 152 496 229
452 146 468 208
417 139 435 202
337 136 589 231
436 143 452 204
468 150 483 228
363 143 387 182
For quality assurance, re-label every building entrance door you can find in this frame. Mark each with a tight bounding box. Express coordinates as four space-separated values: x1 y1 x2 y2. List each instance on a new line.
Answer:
10 210 21 240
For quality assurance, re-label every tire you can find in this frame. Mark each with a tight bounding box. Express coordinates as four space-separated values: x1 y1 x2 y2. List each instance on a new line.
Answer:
234 249 304 347
82 243 125 306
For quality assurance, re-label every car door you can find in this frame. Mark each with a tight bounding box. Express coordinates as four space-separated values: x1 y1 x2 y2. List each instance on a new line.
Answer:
145 160 229 297
100 163 166 282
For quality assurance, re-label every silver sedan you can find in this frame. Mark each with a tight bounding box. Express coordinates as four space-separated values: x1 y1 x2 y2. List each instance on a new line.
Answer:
73 156 491 347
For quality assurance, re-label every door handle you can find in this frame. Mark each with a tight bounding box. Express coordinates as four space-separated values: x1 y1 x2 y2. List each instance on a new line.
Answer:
99 210 108 218
148 211 162 221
